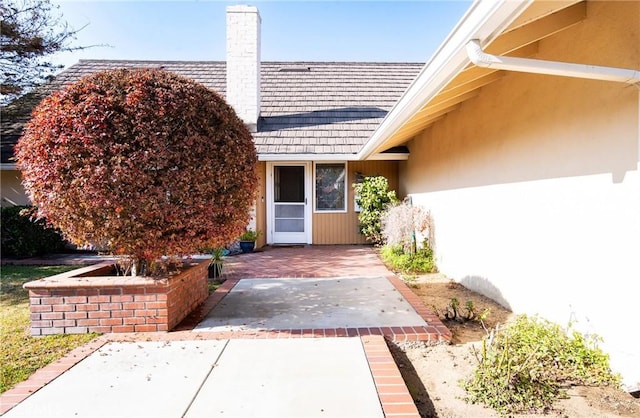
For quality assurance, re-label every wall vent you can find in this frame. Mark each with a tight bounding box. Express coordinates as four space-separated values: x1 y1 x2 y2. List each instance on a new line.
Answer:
278 66 311 72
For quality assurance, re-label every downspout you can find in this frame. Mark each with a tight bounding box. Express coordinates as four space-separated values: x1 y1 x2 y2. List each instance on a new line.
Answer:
466 39 640 85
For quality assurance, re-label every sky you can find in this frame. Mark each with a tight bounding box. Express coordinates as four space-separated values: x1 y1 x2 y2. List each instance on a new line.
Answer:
50 0 472 69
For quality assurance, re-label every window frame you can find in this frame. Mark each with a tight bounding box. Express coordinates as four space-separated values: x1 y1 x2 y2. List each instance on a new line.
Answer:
313 161 348 213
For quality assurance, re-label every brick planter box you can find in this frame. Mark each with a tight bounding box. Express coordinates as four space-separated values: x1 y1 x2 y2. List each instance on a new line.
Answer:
24 258 209 335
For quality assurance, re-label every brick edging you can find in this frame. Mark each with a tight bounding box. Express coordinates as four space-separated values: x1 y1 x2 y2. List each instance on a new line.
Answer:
173 278 241 331
386 274 452 341
361 335 420 417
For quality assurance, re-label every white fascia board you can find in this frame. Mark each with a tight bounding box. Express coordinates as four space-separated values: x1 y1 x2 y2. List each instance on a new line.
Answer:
0 164 17 170
357 0 533 160
258 153 359 161
368 153 409 161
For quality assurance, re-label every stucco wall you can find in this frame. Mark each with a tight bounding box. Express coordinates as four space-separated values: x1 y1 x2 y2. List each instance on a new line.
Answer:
1 170 29 207
400 1 640 390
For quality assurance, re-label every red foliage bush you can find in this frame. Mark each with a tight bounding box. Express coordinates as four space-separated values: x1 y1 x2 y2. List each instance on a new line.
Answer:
16 68 258 266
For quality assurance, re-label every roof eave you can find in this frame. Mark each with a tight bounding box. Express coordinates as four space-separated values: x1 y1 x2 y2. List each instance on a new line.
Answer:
258 153 360 162
357 0 534 160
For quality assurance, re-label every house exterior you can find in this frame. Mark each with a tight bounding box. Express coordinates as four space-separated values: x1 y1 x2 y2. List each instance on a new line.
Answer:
363 0 639 391
1 0 638 390
0 5 421 248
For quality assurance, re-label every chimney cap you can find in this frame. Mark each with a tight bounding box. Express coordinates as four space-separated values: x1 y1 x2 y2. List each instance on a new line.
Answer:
226 5 260 14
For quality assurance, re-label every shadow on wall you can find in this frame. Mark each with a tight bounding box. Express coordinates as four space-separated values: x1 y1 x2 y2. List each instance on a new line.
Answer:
460 275 512 311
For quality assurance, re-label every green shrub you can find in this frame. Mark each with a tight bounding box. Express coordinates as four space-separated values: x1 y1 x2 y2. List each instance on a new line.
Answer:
463 315 619 415
353 176 398 244
1 206 66 257
380 244 436 273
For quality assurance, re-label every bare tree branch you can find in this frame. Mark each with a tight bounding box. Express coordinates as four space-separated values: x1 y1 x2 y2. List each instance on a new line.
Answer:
0 0 98 103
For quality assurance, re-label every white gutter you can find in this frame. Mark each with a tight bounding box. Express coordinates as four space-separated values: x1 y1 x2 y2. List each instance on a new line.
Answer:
258 152 409 162
466 39 640 85
259 153 359 161
357 0 534 160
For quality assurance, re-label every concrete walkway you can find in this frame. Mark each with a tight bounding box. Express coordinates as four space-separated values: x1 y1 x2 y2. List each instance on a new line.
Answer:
4 339 388 417
1 246 450 417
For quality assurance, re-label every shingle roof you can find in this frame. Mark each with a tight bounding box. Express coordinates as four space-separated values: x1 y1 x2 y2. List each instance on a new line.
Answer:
1 60 422 162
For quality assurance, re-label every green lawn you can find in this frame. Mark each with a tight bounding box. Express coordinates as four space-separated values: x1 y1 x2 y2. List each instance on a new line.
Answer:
0 265 98 393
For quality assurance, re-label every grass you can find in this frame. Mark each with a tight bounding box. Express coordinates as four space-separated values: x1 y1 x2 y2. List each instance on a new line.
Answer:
0 265 98 394
380 245 437 274
208 280 222 294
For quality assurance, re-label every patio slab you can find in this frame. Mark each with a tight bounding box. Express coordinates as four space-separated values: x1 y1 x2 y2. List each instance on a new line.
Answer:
186 338 383 417
194 276 428 332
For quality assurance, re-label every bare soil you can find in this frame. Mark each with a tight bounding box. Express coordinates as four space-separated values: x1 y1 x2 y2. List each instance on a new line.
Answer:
391 274 640 418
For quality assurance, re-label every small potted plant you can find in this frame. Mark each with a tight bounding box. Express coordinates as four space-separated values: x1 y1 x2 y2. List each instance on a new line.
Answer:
208 247 226 279
238 228 262 253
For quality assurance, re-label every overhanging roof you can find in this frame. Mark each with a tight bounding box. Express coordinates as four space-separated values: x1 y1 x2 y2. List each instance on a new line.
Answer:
1 62 423 166
360 0 586 159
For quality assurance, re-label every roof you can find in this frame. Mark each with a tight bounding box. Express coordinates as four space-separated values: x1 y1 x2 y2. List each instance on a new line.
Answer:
1 60 423 164
360 0 590 158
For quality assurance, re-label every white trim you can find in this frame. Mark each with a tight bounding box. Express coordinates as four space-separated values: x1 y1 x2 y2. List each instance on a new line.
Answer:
266 162 313 245
313 161 348 214
368 153 409 161
0 164 17 170
259 153 358 161
260 153 409 161
357 0 533 160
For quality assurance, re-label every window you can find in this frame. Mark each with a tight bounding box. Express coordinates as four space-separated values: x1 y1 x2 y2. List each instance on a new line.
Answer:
315 163 346 212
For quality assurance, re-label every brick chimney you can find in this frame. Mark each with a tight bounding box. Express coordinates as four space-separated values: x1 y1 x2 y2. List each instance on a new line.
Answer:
226 5 261 133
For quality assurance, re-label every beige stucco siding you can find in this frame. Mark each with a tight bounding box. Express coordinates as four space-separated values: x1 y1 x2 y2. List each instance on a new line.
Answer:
1 170 29 207
400 1 639 387
313 160 399 244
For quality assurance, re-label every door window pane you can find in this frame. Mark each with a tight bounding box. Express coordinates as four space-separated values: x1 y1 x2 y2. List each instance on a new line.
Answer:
275 219 305 232
275 204 305 218
315 163 346 211
275 166 304 203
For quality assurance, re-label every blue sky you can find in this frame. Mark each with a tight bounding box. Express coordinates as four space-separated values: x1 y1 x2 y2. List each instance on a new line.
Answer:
51 1 472 68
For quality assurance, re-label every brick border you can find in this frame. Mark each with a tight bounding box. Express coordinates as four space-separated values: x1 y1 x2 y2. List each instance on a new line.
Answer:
173 278 241 331
386 274 453 341
361 335 420 417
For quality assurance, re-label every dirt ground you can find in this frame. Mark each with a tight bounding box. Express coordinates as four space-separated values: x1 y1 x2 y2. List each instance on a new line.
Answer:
391 274 640 418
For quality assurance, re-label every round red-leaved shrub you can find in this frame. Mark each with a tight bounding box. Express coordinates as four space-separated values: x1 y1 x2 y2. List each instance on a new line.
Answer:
16 68 258 268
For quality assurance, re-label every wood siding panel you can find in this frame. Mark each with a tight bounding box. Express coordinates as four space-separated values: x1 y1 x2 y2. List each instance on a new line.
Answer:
255 161 267 248
313 160 399 244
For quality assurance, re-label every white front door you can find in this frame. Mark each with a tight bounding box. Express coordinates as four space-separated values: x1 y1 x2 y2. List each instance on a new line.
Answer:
267 163 312 244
